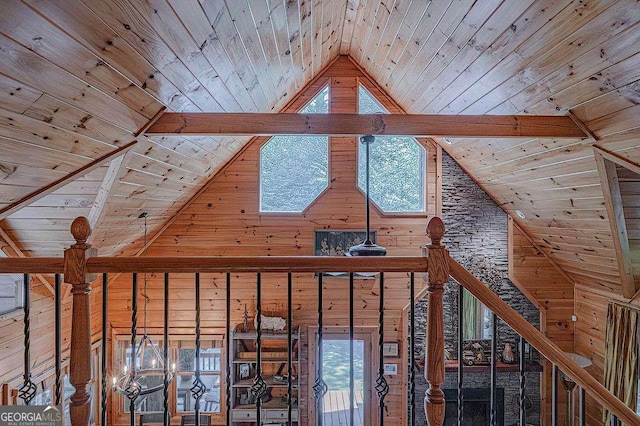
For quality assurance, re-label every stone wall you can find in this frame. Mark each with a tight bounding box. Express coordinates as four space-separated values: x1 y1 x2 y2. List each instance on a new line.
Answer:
413 153 541 426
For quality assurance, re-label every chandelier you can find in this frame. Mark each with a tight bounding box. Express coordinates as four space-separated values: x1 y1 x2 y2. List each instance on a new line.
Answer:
113 212 174 398
348 135 387 256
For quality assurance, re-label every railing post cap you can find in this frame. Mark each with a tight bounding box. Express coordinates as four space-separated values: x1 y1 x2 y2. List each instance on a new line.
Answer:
427 216 445 245
70 216 91 244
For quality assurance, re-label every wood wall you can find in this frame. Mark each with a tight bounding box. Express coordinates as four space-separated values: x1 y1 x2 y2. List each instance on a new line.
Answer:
508 218 575 425
107 57 438 425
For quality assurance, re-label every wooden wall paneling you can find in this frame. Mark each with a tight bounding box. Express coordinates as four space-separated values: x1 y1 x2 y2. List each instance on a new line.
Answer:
416 0 539 113
0 0 162 119
0 34 145 132
284 0 307 89
507 24 640 116
166 0 257 112
24 0 191 111
338 0 359 56
464 1 640 115
0 74 42 115
400 0 502 110
267 0 300 91
387 0 477 98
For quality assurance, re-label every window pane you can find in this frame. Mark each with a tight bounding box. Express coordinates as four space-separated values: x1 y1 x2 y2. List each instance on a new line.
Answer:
178 348 222 372
176 375 220 413
0 263 23 315
260 87 329 212
358 86 426 212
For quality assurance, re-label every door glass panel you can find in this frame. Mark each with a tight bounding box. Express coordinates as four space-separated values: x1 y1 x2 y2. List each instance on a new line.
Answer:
322 339 365 425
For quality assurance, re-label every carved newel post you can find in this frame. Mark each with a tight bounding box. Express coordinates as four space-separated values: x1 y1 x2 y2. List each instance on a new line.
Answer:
64 217 97 426
424 217 449 426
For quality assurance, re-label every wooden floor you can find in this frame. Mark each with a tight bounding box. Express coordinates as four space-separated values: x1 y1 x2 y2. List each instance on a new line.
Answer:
322 389 364 426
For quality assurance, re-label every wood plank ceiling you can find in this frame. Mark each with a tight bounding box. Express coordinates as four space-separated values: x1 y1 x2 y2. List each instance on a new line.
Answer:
0 0 639 296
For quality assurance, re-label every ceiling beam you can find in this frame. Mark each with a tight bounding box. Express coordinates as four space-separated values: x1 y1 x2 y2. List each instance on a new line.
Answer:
593 147 637 298
0 225 57 297
145 113 588 138
87 152 128 245
0 140 137 221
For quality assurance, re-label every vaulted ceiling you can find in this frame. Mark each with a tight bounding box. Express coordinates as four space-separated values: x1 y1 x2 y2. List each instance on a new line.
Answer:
1 0 639 297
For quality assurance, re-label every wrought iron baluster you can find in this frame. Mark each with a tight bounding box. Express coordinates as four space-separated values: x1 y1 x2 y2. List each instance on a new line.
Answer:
552 364 559 426
349 273 354 426
101 273 108 424
579 387 585 426
128 274 139 426
226 273 231 426
287 273 293 426
490 312 497 426
457 285 464 426
313 274 327 426
191 273 206 426
409 272 416 426
19 274 36 405
163 273 170 426
375 273 389 426
519 336 527 426
250 273 267 425
55 274 62 407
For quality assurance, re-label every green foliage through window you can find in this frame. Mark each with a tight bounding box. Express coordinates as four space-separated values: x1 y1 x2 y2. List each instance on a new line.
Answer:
358 86 426 212
260 87 329 212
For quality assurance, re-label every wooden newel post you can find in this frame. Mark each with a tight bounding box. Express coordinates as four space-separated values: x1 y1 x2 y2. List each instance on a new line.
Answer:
64 217 97 426
424 217 448 426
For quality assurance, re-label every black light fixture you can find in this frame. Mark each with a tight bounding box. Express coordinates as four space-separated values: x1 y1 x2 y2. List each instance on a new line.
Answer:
348 135 387 256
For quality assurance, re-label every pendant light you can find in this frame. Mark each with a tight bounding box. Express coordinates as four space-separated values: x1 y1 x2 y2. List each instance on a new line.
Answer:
114 212 174 397
348 135 387 256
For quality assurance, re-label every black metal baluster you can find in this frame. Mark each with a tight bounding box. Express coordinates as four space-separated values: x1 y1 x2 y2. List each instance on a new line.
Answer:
55 274 62 407
101 273 108 425
579 387 585 426
519 336 526 426
457 286 464 426
490 312 498 426
226 273 231 426
375 273 389 426
191 273 206 426
250 273 267 425
19 274 36 405
409 273 416 426
128 274 139 426
163 273 170 426
349 273 355 426
287 273 293 426
552 364 559 426
313 274 327 426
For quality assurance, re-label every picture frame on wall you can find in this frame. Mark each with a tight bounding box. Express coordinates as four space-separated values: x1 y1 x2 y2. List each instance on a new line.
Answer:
383 341 400 358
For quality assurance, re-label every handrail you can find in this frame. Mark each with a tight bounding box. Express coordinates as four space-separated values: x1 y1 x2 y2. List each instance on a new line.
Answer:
0 256 428 274
85 255 427 273
448 257 640 425
0 258 64 273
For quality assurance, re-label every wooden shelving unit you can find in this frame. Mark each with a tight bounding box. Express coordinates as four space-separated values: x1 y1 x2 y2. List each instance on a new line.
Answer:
230 328 300 425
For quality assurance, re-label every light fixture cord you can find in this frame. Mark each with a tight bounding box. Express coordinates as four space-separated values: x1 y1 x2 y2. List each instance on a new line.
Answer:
143 213 148 335
365 137 371 243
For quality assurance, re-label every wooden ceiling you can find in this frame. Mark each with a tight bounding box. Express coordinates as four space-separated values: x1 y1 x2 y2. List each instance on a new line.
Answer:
0 0 639 297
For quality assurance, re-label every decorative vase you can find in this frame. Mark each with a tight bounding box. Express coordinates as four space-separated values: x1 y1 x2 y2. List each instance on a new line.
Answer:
502 342 515 364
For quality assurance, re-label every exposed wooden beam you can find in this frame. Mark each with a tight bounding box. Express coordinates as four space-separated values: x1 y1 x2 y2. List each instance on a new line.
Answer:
87 153 128 245
0 140 137 221
145 113 588 138
0 225 57 297
593 147 637 298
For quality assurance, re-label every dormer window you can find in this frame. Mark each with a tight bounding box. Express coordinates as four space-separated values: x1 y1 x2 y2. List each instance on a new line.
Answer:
357 86 426 213
259 87 329 213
